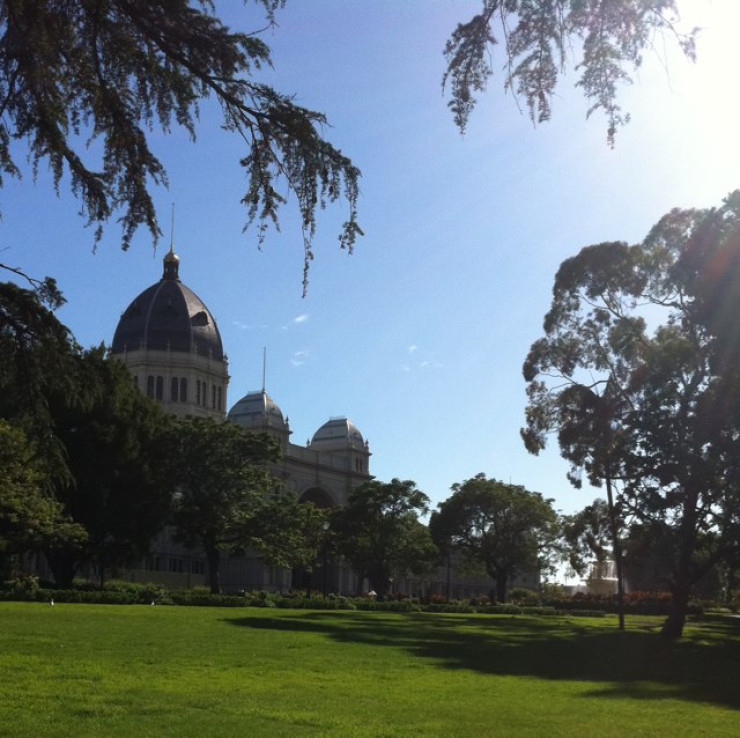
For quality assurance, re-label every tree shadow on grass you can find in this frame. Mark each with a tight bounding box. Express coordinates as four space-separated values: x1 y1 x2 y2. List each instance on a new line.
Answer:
224 612 740 710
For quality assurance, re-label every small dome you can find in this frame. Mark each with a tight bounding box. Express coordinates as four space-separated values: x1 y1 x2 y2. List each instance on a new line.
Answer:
228 390 287 432
111 251 224 360
311 417 365 449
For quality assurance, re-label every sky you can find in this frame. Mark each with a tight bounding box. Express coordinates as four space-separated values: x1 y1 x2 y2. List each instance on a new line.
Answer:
4 0 740 519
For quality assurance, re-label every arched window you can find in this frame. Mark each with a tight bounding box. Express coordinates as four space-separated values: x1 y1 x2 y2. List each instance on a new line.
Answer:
217 386 222 410
171 377 179 402
156 376 163 400
133 375 138 388
196 380 201 405
180 377 187 402
202 382 207 406
211 384 216 408
147 375 154 398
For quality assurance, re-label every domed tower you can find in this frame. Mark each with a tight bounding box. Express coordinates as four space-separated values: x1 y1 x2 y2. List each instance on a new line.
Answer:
228 390 291 449
111 247 229 419
309 417 371 475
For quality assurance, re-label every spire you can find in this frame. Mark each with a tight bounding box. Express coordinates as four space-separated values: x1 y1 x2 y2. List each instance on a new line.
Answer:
162 203 180 281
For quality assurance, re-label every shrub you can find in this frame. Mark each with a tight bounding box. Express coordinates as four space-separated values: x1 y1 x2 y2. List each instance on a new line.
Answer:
477 604 522 615
509 588 541 606
423 602 474 614
3 575 39 593
469 595 491 607
731 591 740 613
169 592 246 607
556 609 607 618
353 599 422 613
521 606 556 616
426 593 448 605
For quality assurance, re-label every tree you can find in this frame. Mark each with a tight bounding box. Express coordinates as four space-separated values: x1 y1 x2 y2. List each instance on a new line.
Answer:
430 474 558 603
0 280 81 484
247 492 329 575
0 0 360 291
169 417 279 593
1 281 174 585
444 0 697 145
45 348 176 587
561 497 627 610
561 498 612 579
522 191 740 638
0 420 85 579
332 479 436 599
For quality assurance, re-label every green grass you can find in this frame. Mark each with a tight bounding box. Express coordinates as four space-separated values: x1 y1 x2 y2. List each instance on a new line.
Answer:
0 603 738 737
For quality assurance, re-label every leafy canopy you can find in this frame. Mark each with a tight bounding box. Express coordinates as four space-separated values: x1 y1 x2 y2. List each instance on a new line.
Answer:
0 419 85 576
444 0 697 145
0 0 361 291
522 191 740 637
45 347 176 586
430 474 558 602
332 478 436 599
169 416 279 592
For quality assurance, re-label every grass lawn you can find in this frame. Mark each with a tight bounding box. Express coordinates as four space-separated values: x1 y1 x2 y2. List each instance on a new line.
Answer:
0 603 738 737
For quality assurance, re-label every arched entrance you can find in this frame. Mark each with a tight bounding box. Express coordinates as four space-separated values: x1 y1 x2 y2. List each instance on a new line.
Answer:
292 487 335 594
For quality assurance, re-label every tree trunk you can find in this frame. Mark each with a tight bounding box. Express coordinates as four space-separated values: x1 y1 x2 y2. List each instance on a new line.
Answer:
205 546 221 594
495 572 508 603
662 485 700 639
661 582 690 639
0 552 12 581
605 473 625 630
46 550 77 588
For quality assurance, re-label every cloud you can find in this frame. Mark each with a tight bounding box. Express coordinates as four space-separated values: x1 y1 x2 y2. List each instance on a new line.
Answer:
232 320 267 331
407 344 418 354
282 313 310 331
291 349 310 367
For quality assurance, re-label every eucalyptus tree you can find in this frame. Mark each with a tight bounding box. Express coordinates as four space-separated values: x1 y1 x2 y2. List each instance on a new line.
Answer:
430 474 559 603
561 498 613 579
523 191 740 638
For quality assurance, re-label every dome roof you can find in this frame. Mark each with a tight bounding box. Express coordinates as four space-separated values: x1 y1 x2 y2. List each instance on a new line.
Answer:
228 390 288 432
311 417 365 449
111 250 224 360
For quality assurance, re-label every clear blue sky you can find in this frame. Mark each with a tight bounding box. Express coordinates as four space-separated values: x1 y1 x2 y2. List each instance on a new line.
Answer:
4 0 739 516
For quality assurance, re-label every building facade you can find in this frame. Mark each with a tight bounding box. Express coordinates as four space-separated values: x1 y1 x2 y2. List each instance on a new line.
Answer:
110 248 537 598
112 249 372 593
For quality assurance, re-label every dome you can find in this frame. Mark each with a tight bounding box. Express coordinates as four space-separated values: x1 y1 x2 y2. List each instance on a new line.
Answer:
228 390 288 432
311 417 365 449
111 250 224 360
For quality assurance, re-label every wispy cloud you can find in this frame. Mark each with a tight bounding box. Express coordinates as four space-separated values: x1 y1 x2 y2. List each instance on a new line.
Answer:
400 346 442 372
282 313 310 331
232 320 267 331
291 349 310 367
